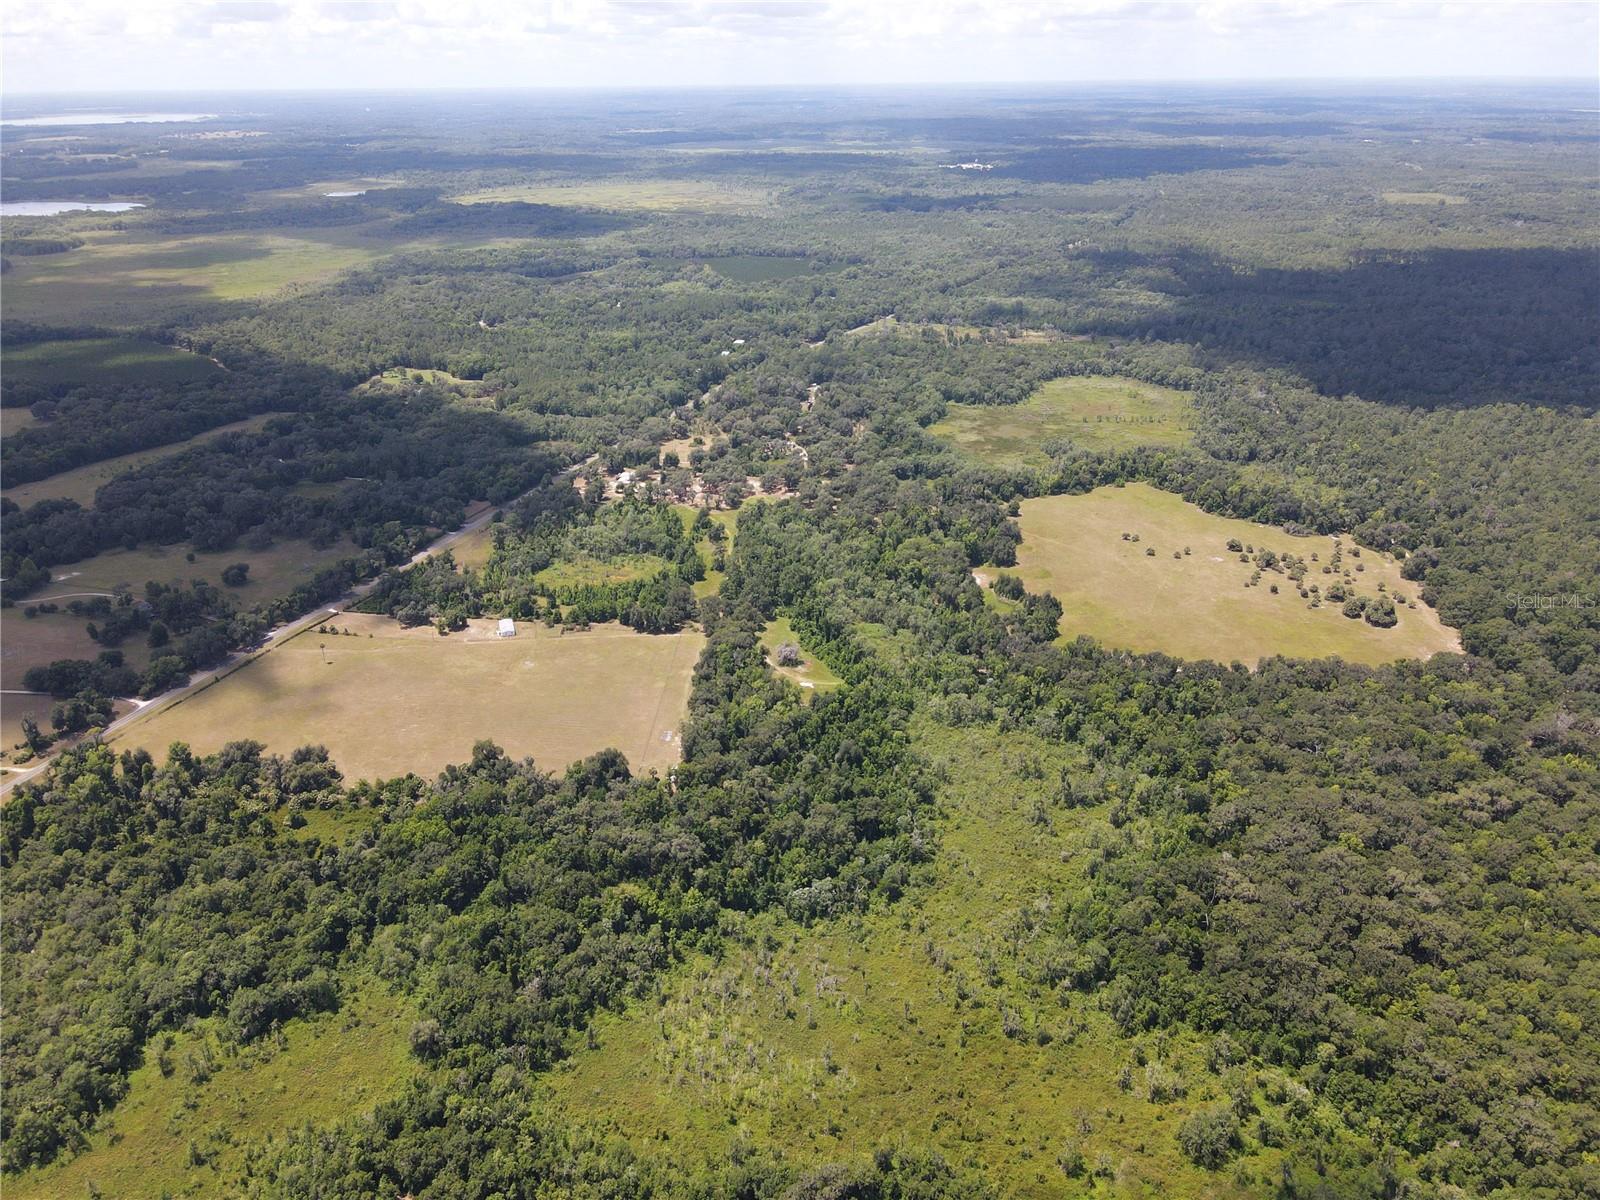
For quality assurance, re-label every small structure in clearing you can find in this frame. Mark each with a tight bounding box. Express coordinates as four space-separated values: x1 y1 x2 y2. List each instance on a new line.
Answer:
497 618 516 638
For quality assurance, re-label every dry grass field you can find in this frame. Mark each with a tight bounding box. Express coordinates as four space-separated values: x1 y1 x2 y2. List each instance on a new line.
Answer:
1007 484 1460 666
41 536 356 607
929 375 1194 466
112 614 703 781
0 607 153 692
1381 191 1468 205
453 179 772 213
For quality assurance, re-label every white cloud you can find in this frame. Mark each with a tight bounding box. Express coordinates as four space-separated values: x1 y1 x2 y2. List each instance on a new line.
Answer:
2 0 1594 92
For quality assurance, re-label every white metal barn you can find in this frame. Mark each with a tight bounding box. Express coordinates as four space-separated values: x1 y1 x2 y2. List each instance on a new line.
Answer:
497 618 516 638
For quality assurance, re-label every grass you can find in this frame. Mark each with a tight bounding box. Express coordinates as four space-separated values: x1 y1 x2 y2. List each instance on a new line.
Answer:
550 722 1282 1198
534 553 670 591
3 412 287 508
1381 191 1468 205
453 179 771 213
449 520 501 571
111 614 704 782
1 336 222 388
1 407 39 437
6 977 417 1200
672 503 739 598
760 616 843 696
0 229 389 324
1006 483 1460 667
37 537 355 610
930 376 1194 466
694 255 816 282
358 366 495 398
1 607 153 691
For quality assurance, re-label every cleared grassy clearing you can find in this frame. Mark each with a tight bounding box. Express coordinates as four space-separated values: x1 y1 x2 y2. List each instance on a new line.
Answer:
930 376 1194 466
552 724 1274 1198
1381 191 1468 205
112 615 703 781
0 229 387 323
1009 484 1459 666
454 179 771 212
844 316 1075 343
6 978 417 1200
358 366 494 396
535 552 669 591
449 520 501 570
1 407 39 437
1 607 152 692
1 336 222 388
760 616 843 696
694 255 815 282
46 536 356 609
3 411 287 508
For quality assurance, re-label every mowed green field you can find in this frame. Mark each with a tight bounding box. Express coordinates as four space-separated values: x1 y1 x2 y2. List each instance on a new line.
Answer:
929 376 1194 466
7 978 416 1200
551 724 1275 1199
1008 484 1460 666
113 614 703 781
3 412 287 508
1 336 222 388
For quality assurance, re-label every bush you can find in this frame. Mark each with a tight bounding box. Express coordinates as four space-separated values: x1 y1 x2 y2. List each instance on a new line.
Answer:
221 562 251 587
1177 1105 1241 1169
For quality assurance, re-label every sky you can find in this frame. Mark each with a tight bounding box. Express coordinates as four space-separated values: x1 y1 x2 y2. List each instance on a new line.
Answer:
3 0 1596 96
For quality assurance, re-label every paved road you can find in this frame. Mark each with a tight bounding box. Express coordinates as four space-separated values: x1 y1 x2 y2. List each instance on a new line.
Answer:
1 498 515 796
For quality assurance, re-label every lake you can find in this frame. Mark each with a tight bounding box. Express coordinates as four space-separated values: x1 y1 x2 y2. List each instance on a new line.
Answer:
0 202 146 217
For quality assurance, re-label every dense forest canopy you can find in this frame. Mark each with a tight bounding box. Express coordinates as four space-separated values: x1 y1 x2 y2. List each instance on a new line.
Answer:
1 83 1596 1200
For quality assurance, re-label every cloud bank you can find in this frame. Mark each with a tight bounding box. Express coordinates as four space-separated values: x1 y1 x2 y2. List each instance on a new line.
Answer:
3 0 1595 94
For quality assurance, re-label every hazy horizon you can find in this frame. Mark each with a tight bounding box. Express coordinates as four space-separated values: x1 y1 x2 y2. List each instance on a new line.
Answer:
4 1 1596 97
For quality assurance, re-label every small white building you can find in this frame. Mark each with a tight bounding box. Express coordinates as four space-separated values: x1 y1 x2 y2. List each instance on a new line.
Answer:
497 618 516 638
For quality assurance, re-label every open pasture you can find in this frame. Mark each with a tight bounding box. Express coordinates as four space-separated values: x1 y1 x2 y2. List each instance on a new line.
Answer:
1381 191 1468 205
1008 484 1460 666
0 408 39 437
44 536 356 608
929 375 1194 465
1 336 222 388
3 412 286 509
0 229 388 323
453 179 771 213
1 607 152 692
112 614 703 781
